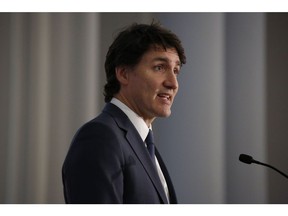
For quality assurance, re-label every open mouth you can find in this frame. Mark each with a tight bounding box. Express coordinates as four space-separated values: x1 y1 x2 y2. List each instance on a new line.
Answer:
157 93 172 102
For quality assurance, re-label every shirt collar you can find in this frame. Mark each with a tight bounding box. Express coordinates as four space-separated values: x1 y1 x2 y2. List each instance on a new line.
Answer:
111 98 150 141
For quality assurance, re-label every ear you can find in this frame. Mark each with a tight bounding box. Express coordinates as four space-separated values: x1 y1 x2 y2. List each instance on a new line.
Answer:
115 66 129 85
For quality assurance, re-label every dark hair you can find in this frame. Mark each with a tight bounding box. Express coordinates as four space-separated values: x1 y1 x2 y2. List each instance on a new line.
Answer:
104 22 186 102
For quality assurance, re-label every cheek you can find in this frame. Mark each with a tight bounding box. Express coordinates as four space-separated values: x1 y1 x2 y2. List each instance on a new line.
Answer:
139 78 157 91
131 74 161 96
146 77 162 89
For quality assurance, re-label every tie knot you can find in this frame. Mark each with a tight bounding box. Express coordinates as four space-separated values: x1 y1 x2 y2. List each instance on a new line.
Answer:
145 129 155 146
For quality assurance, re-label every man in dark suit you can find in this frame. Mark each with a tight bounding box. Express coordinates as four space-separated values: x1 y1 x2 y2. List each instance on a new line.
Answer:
62 22 186 204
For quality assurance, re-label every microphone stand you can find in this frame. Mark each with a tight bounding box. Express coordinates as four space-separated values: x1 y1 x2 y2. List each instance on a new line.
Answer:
253 160 288 179
239 154 288 179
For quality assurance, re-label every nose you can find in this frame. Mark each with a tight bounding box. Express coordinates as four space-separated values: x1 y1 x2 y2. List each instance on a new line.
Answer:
163 71 178 90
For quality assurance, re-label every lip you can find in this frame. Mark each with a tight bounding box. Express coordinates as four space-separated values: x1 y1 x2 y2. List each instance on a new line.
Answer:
157 93 173 104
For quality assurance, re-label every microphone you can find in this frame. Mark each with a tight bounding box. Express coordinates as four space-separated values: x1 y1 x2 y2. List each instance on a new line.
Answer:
239 153 288 179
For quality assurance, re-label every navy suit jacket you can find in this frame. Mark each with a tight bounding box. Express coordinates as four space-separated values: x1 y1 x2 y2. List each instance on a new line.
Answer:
62 103 177 204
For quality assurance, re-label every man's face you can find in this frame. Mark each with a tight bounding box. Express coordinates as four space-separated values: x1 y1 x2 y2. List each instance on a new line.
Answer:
118 47 181 126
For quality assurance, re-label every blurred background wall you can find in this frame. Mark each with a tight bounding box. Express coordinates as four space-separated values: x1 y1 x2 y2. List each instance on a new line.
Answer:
0 12 287 204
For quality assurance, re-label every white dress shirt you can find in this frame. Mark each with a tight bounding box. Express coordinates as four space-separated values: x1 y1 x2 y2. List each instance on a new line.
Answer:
111 98 170 203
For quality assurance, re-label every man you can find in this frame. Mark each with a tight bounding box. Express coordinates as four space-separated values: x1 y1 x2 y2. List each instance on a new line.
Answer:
62 22 186 204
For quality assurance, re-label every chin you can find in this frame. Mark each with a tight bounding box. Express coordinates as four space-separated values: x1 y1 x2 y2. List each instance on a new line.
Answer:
158 111 171 118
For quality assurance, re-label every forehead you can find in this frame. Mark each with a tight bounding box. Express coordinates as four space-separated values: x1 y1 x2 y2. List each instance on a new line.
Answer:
140 46 180 64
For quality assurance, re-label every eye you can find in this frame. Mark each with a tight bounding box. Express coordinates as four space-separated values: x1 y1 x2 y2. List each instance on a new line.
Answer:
174 68 180 75
154 65 164 72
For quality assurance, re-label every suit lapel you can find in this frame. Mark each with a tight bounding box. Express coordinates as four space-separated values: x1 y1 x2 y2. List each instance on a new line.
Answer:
103 103 168 204
125 130 168 204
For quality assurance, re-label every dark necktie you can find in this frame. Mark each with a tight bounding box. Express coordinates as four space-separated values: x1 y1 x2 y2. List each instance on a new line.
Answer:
145 129 156 166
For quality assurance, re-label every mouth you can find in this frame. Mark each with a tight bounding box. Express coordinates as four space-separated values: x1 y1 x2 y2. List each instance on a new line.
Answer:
157 93 172 104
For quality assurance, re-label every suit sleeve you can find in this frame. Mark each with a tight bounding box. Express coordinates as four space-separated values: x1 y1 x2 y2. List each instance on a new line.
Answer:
62 122 124 203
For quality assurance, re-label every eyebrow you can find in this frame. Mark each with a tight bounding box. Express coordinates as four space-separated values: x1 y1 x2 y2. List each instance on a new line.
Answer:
152 57 181 67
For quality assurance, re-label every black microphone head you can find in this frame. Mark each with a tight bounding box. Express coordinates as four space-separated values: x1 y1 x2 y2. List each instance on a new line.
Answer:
239 154 254 164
